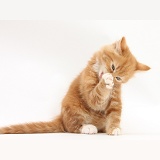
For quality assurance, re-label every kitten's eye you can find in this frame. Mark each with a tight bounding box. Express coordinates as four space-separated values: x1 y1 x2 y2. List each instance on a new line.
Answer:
116 77 121 81
111 64 115 71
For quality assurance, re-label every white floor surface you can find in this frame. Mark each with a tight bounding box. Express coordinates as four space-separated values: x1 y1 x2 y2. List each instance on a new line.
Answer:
1 133 160 160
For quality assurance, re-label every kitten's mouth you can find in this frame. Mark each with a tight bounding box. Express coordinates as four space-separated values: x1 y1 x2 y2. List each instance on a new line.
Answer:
99 72 104 79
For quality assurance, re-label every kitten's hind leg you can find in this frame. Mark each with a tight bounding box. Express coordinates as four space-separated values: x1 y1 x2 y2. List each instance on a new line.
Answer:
80 124 98 134
63 114 98 134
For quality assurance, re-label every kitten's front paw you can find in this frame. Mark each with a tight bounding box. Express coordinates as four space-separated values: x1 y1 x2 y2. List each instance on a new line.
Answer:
107 127 121 136
102 73 114 89
111 128 121 136
81 124 98 134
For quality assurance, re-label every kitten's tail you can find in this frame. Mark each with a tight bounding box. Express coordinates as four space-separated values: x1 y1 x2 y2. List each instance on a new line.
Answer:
0 115 65 134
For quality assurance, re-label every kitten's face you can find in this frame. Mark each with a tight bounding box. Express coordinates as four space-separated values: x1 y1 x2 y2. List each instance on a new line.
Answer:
95 37 150 84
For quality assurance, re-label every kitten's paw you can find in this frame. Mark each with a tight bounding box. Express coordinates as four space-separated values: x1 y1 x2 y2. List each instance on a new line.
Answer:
102 73 114 89
111 128 121 136
81 124 98 134
107 127 121 136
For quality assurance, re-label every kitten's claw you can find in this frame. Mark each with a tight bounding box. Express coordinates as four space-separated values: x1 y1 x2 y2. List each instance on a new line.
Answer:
81 124 98 134
102 73 114 89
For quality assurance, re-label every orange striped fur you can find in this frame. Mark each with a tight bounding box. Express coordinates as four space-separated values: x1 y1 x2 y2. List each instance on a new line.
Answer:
0 37 150 135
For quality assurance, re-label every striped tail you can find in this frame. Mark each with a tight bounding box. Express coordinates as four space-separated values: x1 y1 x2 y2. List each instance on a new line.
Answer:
0 115 65 134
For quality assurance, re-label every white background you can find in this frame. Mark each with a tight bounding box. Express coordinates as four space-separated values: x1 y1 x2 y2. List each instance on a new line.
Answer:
0 21 160 160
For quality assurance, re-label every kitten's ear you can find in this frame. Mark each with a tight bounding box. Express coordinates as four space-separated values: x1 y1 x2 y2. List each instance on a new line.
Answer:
136 62 150 71
120 37 128 52
115 37 128 55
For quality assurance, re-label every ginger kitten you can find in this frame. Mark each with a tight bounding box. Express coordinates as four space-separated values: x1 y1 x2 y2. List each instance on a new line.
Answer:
0 37 150 135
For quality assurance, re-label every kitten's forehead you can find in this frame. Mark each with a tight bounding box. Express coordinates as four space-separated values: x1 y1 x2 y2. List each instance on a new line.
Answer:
102 43 120 56
102 37 128 57
115 41 122 55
